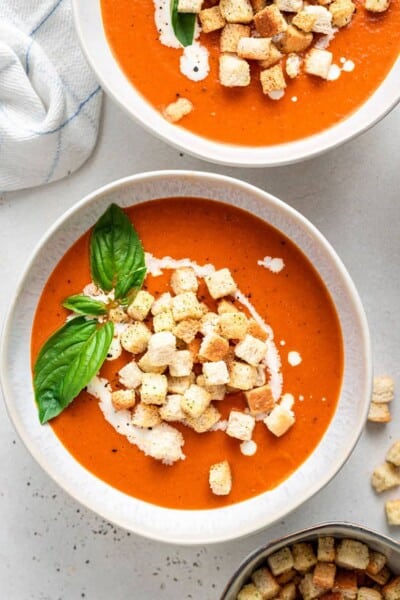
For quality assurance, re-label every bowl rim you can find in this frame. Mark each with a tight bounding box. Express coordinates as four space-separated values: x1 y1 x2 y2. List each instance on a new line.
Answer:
72 0 400 167
220 521 400 599
0 170 372 544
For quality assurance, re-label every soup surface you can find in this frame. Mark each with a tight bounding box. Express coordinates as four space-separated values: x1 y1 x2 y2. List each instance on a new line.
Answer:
31 198 343 509
100 0 400 146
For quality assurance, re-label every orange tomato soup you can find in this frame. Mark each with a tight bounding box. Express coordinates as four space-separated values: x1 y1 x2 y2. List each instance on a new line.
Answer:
100 0 400 146
31 199 343 509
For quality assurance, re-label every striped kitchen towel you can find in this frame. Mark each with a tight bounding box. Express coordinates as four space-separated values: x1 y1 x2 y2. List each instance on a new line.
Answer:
0 0 102 192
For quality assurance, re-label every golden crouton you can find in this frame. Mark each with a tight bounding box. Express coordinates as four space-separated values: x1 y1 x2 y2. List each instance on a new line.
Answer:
237 584 263 600
205 268 237 299
159 394 186 422
217 299 239 314
167 373 195 394
383 576 400 600
318 537 336 563
108 306 129 323
372 376 395 403
199 5 226 32
219 54 251 87
111 389 136 411
138 351 167 374
219 311 248 339
127 290 154 321
371 463 400 493
292 543 318 573
329 0 355 27
177 0 202 12
267 547 294 576
121 322 152 354
368 566 391 586
245 384 275 415
335 539 370 570
131 403 161 428
219 0 254 23
292 11 317 32
196 375 226 400
250 0 267 11
260 64 287 94
385 499 400 526
203 361 230 386
199 332 230 361
209 460 232 496
147 331 176 366
367 551 387 576
173 318 200 343
118 361 143 389
258 44 284 69
153 309 175 333
172 291 204 321
169 350 194 377
276 569 296 585
229 361 257 390
368 402 391 423
237 37 272 60
357 588 383 600
151 292 172 315
313 562 336 590
185 404 221 432
181 384 211 418
140 373 168 405
279 25 313 54
200 312 221 336
251 567 281 598
226 410 256 441
304 47 332 79
163 97 193 123
247 318 269 341
286 53 302 79
254 5 288 37
332 570 358 597
276 0 303 11
365 0 390 11
386 441 400 467
298 572 324 600
279 582 297 600
170 267 198 295
220 23 251 52
264 405 295 437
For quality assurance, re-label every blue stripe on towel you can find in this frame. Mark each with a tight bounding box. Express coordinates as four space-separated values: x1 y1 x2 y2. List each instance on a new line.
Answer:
26 0 65 75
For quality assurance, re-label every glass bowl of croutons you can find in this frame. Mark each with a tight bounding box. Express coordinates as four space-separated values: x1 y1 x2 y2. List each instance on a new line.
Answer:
1 171 371 543
73 1 400 166
221 522 400 599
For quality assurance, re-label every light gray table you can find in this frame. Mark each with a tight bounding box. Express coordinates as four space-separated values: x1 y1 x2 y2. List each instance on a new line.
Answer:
1 97 399 600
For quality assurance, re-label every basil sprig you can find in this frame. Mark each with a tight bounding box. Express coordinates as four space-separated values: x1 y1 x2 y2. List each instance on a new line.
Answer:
34 318 114 424
90 203 146 300
62 294 107 316
171 0 196 47
34 203 147 424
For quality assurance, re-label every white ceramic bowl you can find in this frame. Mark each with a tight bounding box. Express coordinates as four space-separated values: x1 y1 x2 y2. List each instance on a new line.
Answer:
220 522 400 599
0 171 371 544
72 1 400 167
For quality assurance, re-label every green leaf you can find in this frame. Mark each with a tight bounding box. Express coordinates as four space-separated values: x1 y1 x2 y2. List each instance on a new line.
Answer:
90 204 147 300
34 317 114 424
62 294 107 316
171 0 196 47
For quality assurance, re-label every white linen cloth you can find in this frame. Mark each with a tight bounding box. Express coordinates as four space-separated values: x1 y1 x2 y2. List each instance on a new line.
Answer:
0 0 102 191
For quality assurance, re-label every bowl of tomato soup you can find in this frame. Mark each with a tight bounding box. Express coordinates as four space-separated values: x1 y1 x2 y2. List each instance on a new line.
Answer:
0 171 371 543
72 1 400 166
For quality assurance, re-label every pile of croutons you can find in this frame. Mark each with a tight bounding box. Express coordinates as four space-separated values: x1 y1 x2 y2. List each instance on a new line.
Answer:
105 265 294 495
237 536 400 599
178 0 391 94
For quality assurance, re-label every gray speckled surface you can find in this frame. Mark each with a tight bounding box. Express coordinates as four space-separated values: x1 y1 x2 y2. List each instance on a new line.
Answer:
0 97 399 600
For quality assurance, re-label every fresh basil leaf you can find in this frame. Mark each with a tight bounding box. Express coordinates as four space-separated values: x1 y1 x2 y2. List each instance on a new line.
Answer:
171 0 196 47
62 294 107 316
34 317 114 424
90 203 147 300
